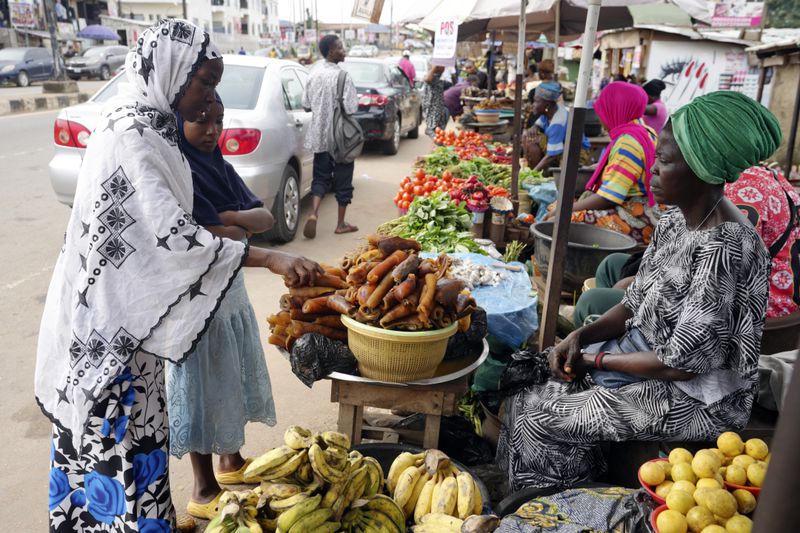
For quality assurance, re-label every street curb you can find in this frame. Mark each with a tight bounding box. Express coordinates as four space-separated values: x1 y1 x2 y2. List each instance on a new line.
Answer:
0 92 91 117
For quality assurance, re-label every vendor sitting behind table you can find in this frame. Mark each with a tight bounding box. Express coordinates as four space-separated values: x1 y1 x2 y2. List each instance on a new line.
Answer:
443 74 480 120
544 82 663 245
574 163 800 327
522 81 591 172
498 91 778 491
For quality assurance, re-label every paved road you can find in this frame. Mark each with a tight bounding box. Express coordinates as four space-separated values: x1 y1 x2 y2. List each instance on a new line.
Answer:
0 79 107 98
0 109 432 528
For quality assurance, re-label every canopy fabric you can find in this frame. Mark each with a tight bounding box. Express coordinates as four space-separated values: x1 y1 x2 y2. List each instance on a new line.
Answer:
628 3 691 26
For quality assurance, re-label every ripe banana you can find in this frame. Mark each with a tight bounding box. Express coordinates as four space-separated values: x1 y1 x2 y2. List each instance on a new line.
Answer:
472 479 483 515
411 525 461 533
420 512 464 529
393 464 424 509
275 494 321 532
295 461 313 484
314 522 341 533
456 472 476 519
268 492 311 513
259 450 308 482
324 446 349 471
321 482 344 509
362 457 384 498
283 426 313 450
386 452 421 493
334 465 369 520
259 481 303 499
432 476 458 516
349 450 364 470
414 477 436 524
359 494 406 532
309 443 347 484
362 509 402 533
404 468 431 518
320 430 351 450
244 446 297 481
286 507 332 533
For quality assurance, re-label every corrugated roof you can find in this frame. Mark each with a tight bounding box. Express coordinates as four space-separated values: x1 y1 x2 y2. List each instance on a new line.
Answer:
745 37 800 54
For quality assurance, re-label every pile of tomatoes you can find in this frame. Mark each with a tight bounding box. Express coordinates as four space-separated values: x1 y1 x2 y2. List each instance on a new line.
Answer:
433 128 494 161
393 168 465 211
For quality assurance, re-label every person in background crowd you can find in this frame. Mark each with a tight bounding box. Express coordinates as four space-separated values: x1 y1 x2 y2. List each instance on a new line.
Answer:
398 49 416 86
462 60 488 90
64 41 77 59
443 74 480 120
546 82 662 246
423 65 448 138
537 59 555 82
301 34 359 238
499 91 778 492
522 81 591 171
642 79 668 134
167 94 286 521
238 46 246 55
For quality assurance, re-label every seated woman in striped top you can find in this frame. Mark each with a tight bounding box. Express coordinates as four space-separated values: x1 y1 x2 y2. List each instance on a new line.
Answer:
545 82 663 245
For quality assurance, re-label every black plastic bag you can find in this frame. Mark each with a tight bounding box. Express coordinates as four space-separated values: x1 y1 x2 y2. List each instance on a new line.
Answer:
444 307 488 361
393 414 494 466
477 347 552 413
289 333 358 388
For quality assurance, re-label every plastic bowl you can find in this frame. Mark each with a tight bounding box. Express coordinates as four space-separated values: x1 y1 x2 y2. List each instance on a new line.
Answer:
724 480 761 498
650 504 668 532
638 458 668 505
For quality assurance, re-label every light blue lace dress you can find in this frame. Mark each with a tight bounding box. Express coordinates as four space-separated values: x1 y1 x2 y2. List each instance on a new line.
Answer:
166 270 276 457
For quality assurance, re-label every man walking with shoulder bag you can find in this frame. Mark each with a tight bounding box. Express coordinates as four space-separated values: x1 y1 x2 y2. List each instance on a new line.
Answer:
302 34 361 238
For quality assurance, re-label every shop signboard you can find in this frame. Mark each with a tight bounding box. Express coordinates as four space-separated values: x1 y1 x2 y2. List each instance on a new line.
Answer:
709 0 765 28
352 0 385 24
10 1 37 29
432 17 458 67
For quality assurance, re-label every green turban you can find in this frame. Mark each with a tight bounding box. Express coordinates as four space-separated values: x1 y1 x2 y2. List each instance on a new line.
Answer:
670 91 782 184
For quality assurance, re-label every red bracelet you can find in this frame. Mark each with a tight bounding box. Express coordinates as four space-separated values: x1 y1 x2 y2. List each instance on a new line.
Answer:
594 351 607 370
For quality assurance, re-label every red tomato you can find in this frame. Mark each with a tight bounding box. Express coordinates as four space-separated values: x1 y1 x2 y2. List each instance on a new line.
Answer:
402 191 413 201
403 182 413 192
413 185 424 196
424 182 435 192
400 200 410 209
415 168 426 179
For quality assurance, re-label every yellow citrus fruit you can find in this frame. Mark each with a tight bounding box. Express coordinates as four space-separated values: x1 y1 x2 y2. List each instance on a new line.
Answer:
725 514 753 533
640 461 666 485
717 432 744 457
725 464 747 486
706 448 725 464
692 451 721 479
661 460 674 478
732 489 756 514
696 478 721 491
693 487 713 508
667 489 696 515
705 489 737 519
657 509 689 533
670 448 694 465
732 455 756 470
744 438 768 461
673 480 697 495
656 480 675 499
700 526 726 533
746 462 767 487
685 505 715 533
672 462 697 484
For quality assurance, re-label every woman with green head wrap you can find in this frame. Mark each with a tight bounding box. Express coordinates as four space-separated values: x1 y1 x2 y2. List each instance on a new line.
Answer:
499 92 777 491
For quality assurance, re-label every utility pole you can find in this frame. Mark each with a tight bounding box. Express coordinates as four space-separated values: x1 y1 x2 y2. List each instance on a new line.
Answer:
43 0 64 80
182 0 187 19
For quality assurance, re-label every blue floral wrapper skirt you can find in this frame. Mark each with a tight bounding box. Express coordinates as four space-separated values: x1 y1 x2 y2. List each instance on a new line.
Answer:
166 271 276 458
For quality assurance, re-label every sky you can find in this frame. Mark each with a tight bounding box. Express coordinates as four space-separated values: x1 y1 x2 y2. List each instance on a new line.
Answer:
277 0 422 25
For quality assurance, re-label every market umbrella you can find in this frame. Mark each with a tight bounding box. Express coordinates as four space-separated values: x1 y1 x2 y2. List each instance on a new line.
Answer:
77 24 120 41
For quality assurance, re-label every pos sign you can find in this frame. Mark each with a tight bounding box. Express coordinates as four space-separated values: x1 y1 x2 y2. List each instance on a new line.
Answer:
432 18 459 65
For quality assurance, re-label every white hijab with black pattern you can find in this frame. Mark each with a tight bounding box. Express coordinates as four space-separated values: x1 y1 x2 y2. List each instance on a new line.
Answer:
36 19 245 445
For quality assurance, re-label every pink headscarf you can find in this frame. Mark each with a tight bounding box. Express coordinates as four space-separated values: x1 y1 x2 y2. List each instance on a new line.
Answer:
585 82 657 206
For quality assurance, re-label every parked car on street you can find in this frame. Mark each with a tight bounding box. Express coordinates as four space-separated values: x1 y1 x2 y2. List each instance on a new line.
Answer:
48 55 315 242
340 57 422 155
384 54 430 90
349 45 379 58
65 45 129 81
0 47 54 87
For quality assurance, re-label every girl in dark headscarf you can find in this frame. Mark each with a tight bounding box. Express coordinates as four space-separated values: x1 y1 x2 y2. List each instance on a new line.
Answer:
167 95 279 520
643 79 668 134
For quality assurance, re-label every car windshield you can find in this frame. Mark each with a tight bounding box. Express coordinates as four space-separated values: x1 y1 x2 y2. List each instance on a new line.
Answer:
92 74 125 103
217 64 265 110
0 49 26 61
341 62 384 84
82 48 107 57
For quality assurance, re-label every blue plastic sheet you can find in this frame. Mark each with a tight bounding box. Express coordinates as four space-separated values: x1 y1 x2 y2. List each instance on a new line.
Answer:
444 253 539 350
524 181 558 220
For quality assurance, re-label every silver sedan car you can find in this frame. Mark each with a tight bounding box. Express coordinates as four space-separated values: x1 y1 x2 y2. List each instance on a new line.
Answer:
48 55 314 242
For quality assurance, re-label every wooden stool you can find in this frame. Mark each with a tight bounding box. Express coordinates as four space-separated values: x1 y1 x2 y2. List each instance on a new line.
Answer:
330 375 470 449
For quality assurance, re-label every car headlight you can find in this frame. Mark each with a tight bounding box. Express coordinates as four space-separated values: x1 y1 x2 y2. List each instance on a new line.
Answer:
1 65 15 73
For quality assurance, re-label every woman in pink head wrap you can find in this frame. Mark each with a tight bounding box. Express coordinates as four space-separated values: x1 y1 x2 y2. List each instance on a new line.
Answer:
546 81 663 245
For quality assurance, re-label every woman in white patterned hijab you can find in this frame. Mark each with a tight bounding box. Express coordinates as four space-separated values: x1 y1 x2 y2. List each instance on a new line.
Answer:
37 19 319 530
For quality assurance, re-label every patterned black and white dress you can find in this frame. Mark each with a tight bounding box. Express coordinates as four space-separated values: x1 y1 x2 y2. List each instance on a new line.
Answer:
498 208 770 491
38 21 246 531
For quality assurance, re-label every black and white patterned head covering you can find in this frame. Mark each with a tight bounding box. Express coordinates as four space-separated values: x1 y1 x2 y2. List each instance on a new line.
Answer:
125 18 221 113
36 19 245 446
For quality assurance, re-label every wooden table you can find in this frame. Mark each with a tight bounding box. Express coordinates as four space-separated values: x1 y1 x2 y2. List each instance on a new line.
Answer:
330 374 471 449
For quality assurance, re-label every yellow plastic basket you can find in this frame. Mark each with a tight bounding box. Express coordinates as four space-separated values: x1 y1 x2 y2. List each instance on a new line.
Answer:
341 315 459 382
